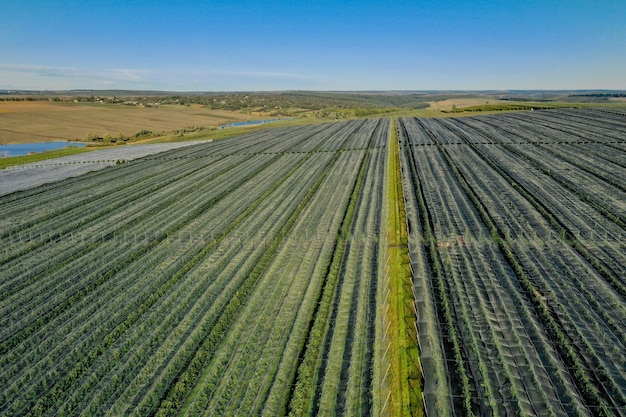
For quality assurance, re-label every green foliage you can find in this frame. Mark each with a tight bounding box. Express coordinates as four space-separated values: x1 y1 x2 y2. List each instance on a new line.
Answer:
287 146 370 416
385 123 424 417
354 107 399 117
442 102 580 113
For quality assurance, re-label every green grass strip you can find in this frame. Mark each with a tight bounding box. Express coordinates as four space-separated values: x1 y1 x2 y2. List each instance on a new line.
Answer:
0 146 94 169
384 119 423 417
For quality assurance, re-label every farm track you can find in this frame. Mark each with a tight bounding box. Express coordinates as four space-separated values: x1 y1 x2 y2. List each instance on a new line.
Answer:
1 109 624 416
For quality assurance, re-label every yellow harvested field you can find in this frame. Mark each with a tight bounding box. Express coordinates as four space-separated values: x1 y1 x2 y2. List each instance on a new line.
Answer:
0 101 255 143
427 97 508 111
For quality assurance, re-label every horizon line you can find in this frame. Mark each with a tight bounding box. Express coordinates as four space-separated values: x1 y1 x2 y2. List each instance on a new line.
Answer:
2 88 626 94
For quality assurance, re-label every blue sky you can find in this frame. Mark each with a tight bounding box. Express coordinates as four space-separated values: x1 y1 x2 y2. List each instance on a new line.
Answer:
1 0 625 91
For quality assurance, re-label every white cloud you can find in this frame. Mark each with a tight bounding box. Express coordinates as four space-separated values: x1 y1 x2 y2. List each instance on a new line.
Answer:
0 64 314 91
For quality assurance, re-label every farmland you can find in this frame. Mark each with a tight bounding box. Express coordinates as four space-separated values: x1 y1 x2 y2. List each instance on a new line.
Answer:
399 109 626 416
5 90 625 146
0 119 391 416
0 109 625 416
0 100 253 144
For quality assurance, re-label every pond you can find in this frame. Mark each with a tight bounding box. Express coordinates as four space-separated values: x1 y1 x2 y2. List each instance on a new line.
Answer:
0 141 87 158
